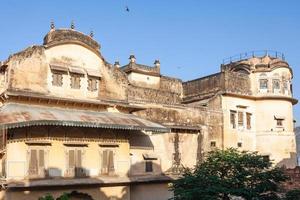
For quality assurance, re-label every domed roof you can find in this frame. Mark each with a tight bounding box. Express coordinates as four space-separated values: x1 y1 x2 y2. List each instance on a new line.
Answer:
43 29 100 52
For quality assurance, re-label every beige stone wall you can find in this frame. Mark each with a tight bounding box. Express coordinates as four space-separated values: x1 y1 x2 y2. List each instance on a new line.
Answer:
127 72 160 89
130 183 173 200
6 127 131 181
128 132 200 173
5 126 199 180
6 138 131 180
5 43 130 101
45 44 128 100
5 184 172 200
222 95 297 167
6 185 129 200
255 99 296 167
250 67 292 97
222 96 257 151
8 46 48 93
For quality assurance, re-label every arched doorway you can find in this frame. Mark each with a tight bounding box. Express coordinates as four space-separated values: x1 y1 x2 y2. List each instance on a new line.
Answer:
59 191 94 200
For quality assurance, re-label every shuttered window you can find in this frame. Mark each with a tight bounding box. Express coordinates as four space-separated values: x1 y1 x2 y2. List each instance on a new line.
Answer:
259 79 268 90
52 72 63 86
87 77 98 91
28 149 45 177
145 161 153 172
230 110 236 129
272 79 280 92
238 111 244 127
70 74 81 89
101 149 115 175
69 149 75 169
246 113 252 130
29 149 38 176
276 119 283 126
67 148 84 177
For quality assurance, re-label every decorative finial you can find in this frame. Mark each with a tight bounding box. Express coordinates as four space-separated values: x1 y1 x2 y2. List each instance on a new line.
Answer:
71 21 75 29
90 30 94 38
129 55 136 63
154 59 160 69
50 20 55 30
114 61 120 68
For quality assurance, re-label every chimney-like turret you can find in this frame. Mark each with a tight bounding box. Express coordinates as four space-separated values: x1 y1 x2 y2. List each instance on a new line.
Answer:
114 61 120 68
154 59 160 69
129 55 136 63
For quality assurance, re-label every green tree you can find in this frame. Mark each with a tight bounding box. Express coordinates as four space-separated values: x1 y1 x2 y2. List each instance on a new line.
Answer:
38 193 69 200
38 194 54 200
171 148 288 200
285 189 300 200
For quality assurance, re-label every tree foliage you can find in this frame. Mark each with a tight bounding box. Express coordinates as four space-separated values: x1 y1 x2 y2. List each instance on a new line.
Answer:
38 194 55 200
285 189 300 200
39 193 69 200
171 148 288 200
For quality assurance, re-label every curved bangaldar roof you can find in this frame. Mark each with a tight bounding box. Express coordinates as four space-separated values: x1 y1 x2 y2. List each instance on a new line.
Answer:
43 29 101 53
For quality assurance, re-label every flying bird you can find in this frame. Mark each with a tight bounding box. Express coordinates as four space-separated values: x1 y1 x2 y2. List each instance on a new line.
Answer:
126 6 130 12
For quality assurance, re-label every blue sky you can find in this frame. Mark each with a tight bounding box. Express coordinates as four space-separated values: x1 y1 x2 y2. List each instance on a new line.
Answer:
0 0 299 126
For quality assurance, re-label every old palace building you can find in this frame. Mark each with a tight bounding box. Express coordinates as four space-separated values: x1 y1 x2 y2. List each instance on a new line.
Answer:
0 25 297 200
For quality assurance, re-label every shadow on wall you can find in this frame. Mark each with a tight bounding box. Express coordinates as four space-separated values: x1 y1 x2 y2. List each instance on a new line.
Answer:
126 162 173 200
276 152 297 169
8 131 173 200
16 162 169 200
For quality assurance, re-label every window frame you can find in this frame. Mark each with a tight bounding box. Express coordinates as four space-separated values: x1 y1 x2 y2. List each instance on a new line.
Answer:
87 76 99 92
210 141 216 148
230 110 237 129
27 146 48 178
70 73 82 89
51 70 64 87
283 80 289 95
259 79 268 90
145 161 153 172
276 119 284 127
65 147 85 177
246 112 252 130
262 155 270 162
272 79 280 93
237 142 242 148
100 147 117 176
238 111 244 128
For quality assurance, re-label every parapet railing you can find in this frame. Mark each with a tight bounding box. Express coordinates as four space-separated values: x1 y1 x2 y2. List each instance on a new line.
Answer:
222 50 285 65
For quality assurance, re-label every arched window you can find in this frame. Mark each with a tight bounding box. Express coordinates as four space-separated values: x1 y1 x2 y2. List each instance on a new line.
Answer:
234 68 249 75
259 73 268 92
272 73 280 94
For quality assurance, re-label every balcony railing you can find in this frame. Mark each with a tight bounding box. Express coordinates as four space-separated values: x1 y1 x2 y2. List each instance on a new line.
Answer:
222 50 285 65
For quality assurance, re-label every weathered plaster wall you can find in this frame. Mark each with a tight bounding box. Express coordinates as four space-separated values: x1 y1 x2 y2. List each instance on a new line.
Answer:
183 73 223 102
224 72 251 95
133 106 206 127
160 76 182 94
128 86 181 104
8 46 48 94
128 72 160 89
45 44 128 101
251 67 292 97
130 183 172 200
